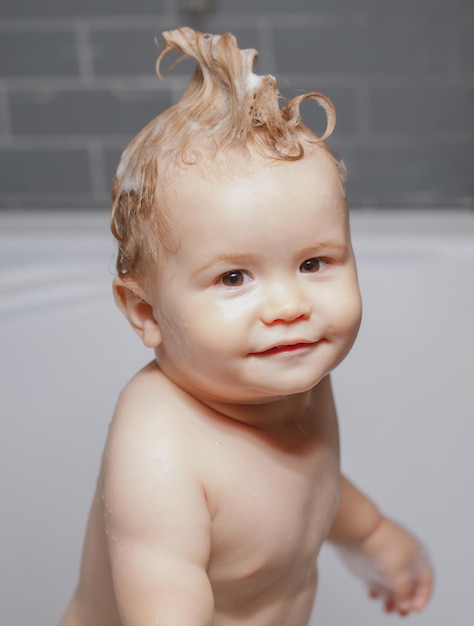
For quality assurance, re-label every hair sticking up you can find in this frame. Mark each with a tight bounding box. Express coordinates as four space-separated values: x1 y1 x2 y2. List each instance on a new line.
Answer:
154 28 336 160
111 26 345 284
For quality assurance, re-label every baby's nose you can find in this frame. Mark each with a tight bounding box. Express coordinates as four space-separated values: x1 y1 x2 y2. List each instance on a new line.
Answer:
260 280 311 325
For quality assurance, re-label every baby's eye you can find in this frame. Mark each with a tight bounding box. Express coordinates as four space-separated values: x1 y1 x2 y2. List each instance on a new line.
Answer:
220 270 248 287
300 257 326 273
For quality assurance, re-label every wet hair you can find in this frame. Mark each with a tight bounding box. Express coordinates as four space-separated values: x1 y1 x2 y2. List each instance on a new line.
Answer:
110 26 346 285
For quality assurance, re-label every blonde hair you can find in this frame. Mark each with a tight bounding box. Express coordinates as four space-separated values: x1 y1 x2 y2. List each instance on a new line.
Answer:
111 26 345 284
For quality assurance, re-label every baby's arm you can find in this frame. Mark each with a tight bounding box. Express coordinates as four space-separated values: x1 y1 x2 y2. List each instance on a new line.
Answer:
327 477 434 615
103 399 213 625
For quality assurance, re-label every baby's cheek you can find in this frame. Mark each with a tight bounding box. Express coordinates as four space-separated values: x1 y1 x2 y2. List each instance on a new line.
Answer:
349 291 363 337
331 288 361 333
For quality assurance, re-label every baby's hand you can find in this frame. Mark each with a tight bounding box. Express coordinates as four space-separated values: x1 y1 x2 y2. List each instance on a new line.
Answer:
337 517 434 615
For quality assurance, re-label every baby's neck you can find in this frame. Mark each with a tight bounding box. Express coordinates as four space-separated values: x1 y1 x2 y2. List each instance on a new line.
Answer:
153 359 319 435
199 389 316 433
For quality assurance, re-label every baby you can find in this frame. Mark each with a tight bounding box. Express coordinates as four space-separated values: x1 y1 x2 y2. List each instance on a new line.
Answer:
59 27 433 626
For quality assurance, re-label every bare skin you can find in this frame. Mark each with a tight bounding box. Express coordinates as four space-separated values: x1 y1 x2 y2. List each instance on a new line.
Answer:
59 148 433 625
61 368 340 626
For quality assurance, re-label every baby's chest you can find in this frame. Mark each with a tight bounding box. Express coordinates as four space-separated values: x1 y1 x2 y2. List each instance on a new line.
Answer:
205 439 339 585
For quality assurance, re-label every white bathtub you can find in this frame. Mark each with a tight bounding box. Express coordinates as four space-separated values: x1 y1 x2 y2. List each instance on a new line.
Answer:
1 210 473 625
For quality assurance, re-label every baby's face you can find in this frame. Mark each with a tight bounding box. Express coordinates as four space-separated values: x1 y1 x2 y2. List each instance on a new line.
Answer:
149 147 362 405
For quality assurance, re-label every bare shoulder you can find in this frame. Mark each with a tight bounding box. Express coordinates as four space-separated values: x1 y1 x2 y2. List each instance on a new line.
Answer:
105 360 201 479
102 358 212 560
110 360 194 436
114 359 181 415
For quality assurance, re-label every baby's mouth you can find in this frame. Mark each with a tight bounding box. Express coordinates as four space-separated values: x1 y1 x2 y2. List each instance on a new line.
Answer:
251 342 316 356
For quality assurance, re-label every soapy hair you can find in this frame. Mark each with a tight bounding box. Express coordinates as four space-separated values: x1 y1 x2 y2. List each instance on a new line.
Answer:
111 27 346 285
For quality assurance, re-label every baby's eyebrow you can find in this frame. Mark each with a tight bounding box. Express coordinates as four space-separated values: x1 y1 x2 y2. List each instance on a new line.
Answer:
194 252 258 274
299 242 349 256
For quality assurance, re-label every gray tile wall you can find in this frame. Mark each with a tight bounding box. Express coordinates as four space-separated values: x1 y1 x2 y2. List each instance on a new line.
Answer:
1 0 473 210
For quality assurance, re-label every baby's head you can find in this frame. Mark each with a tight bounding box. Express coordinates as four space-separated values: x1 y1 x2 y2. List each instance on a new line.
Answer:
111 28 361 402
110 26 347 292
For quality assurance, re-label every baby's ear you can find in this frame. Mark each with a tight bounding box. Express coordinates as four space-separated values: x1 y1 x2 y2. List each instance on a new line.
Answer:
113 277 162 348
